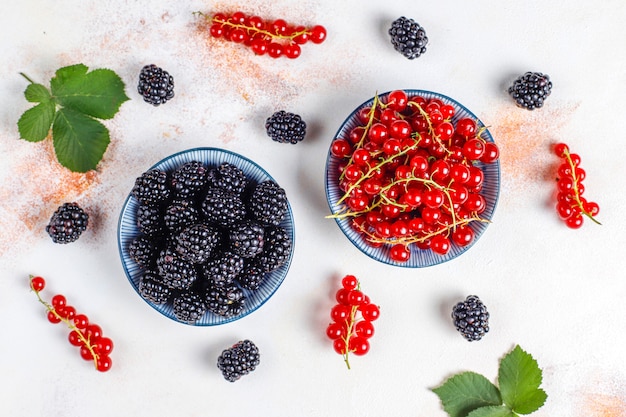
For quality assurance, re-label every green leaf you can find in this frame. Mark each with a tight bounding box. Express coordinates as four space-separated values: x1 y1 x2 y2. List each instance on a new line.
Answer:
498 345 547 415
24 83 51 103
52 107 110 172
467 405 517 417
50 64 129 120
17 101 56 142
432 372 503 417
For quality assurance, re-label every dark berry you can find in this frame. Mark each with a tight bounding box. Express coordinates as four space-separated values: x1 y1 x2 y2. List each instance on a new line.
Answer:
217 340 260 382
229 221 265 258
451 295 490 341
138 269 172 304
173 290 207 323
249 180 288 226
265 110 306 144
508 71 552 110
208 162 248 195
170 161 209 198
136 205 165 237
201 187 247 227
236 263 266 291
156 246 199 290
389 16 428 59
46 202 89 244
174 223 221 264
202 251 245 286
138 64 175 106
128 235 160 268
205 281 246 318
163 200 200 234
254 226 292 272
131 169 171 206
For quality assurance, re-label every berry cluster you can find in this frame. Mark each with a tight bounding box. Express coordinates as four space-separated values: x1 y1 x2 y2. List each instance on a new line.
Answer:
201 11 326 58
328 90 500 263
553 143 601 228
29 275 114 372
451 295 490 341
217 339 260 382
128 160 293 323
46 202 89 244
326 275 380 369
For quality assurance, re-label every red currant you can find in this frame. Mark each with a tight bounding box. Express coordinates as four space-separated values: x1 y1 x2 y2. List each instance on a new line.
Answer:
30 276 45 292
309 25 327 44
326 322 346 340
360 303 380 322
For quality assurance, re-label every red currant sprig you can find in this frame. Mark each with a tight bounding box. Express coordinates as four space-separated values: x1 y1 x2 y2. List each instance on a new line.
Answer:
197 11 326 59
553 143 601 228
326 275 380 369
29 275 114 372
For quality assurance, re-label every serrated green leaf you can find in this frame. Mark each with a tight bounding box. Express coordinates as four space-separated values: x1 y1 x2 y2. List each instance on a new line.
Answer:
52 107 110 172
17 101 56 142
432 372 503 417
498 345 546 415
50 64 129 120
467 405 517 417
24 83 51 103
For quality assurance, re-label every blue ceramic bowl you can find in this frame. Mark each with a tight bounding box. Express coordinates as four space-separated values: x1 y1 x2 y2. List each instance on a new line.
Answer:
325 90 500 267
118 147 295 325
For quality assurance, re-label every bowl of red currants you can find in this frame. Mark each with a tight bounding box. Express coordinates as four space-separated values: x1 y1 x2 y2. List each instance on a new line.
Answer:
325 90 501 267
118 148 295 325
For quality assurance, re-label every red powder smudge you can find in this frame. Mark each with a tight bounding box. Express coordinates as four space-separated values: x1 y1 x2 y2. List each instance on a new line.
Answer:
584 394 626 417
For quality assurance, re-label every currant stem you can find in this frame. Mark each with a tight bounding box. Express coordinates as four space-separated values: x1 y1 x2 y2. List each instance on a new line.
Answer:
211 15 309 42
341 282 361 370
561 149 601 225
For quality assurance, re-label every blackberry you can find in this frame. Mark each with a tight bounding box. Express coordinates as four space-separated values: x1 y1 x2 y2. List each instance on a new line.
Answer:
249 180 288 226
128 235 160 268
163 200 200 234
136 205 165 237
174 223 221 264
451 295 490 341
173 290 207 323
46 202 89 244
254 226 292 272
508 71 552 110
138 269 172 304
265 110 306 144
201 187 247 227
228 221 265 259
137 64 175 106
236 263 266 291
388 16 428 59
170 160 209 198
131 169 171 206
205 281 246 318
208 162 248 195
156 246 199 290
217 340 260 382
202 251 245 286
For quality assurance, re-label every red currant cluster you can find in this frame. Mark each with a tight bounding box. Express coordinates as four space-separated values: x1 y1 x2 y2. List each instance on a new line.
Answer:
329 90 500 262
201 11 327 58
326 275 380 369
29 275 114 372
553 143 601 228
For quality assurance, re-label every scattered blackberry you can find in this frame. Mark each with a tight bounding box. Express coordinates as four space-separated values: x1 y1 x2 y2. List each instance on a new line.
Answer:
138 269 172 304
254 226 292 272
249 180 288 226
46 202 89 244
236 263 266 291
217 340 260 382
508 71 552 110
129 235 160 268
208 162 248 195
173 290 207 323
131 169 171 206
389 16 428 59
205 281 246 317
136 205 165 237
229 221 265 258
156 246 199 290
451 295 490 342
174 223 221 264
170 160 209 198
137 64 175 106
201 187 247 227
163 200 200 234
202 251 245 286
265 110 306 144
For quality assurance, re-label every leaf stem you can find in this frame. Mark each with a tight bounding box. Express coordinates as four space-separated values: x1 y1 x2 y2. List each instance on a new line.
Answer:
19 72 36 84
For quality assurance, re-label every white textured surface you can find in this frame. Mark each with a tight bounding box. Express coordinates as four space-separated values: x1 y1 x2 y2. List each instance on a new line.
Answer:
1 1 625 416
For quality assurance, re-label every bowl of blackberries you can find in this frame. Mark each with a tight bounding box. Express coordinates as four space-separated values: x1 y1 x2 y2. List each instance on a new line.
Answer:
118 148 295 325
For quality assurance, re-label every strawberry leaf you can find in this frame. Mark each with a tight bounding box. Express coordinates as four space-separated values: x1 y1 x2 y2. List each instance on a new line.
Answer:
17 101 55 142
497 345 547 415
52 107 110 172
24 83 51 103
467 406 517 417
432 371 502 417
